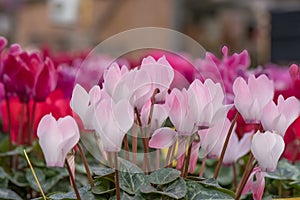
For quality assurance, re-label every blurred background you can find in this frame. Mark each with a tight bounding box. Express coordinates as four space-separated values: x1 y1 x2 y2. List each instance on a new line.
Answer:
1 0 300 66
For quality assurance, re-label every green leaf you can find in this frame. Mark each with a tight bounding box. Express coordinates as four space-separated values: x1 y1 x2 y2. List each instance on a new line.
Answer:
49 185 91 200
265 159 300 181
0 146 33 157
140 177 187 199
109 192 147 200
92 177 116 195
26 168 46 192
204 164 233 186
0 166 8 187
26 168 68 193
199 178 222 188
0 188 22 200
148 168 181 185
91 167 115 178
9 171 29 187
118 158 147 195
185 181 234 200
82 191 108 200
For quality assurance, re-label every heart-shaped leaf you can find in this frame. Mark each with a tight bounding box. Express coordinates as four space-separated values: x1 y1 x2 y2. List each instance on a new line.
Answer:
0 188 22 200
140 177 186 199
148 168 181 185
185 181 234 200
118 158 148 195
92 177 116 195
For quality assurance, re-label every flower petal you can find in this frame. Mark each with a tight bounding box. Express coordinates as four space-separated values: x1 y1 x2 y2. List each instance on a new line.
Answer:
149 127 177 149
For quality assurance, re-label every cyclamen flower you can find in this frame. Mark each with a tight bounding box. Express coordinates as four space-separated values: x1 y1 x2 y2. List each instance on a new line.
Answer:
70 84 108 129
195 46 250 103
188 79 230 128
251 130 284 172
262 95 300 137
242 167 265 200
104 56 174 110
140 99 168 132
199 118 231 159
149 88 197 168
93 98 134 152
37 114 80 167
233 74 274 123
208 120 253 165
2 44 56 102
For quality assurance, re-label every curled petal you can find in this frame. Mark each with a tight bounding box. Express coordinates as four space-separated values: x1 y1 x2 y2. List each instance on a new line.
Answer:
149 127 177 149
242 167 265 200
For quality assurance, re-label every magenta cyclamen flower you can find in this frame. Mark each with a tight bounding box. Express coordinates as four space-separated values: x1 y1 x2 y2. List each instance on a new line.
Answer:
251 130 284 172
37 114 80 167
233 74 274 123
242 167 265 200
2 44 56 102
262 95 300 137
195 46 250 103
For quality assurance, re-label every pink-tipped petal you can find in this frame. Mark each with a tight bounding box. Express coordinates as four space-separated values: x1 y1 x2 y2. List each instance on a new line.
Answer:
149 127 177 149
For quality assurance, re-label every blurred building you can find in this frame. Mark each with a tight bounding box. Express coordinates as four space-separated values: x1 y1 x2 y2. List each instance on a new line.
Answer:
0 0 300 65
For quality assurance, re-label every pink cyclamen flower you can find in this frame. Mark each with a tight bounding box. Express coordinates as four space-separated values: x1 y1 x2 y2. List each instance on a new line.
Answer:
242 167 265 200
37 114 80 167
262 95 300 137
251 130 284 172
93 98 134 152
208 120 253 165
103 63 129 97
140 99 168 132
233 74 274 123
195 46 250 103
105 56 174 110
199 118 231 158
166 88 197 135
70 84 108 129
188 79 230 128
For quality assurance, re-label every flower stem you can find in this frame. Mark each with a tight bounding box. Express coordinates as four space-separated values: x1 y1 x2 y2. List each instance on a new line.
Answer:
199 156 207 177
182 136 193 178
214 112 239 179
123 134 130 161
132 124 138 165
134 107 151 173
146 88 160 139
26 102 30 145
165 143 173 167
169 142 176 168
235 153 256 200
77 143 94 187
28 101 36 146
233 163 238 190
156 149 160 170
65 159 81 200
114 152 121 200
4 87 12 167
